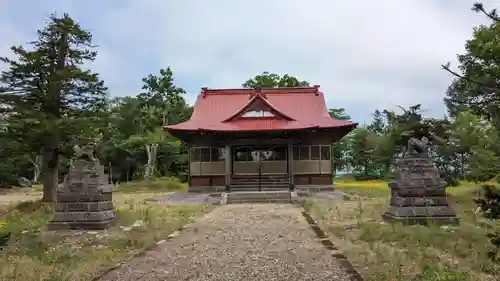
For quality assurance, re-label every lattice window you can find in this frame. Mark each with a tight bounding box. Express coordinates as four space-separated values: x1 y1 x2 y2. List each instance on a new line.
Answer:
241 110 275 117
240 98 276 118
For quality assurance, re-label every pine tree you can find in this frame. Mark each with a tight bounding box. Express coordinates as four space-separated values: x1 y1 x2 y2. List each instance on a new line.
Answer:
0 13 108 202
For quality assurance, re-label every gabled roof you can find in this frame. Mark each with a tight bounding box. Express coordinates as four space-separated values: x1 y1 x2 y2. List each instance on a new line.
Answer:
222 92 295 122
164 86 358 133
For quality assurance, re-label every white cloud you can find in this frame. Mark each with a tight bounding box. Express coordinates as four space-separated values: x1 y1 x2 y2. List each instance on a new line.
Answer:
99 0 491 119
0 23 28 72
1 0 495 122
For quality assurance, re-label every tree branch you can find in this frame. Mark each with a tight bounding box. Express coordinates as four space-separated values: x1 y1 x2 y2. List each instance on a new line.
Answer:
445 96 493 107
442 63 500 93
472 3 500 23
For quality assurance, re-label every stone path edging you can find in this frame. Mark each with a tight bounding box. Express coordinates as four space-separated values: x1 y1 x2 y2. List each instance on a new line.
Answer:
301 211 365 281
90 213 212 281
92 201 364 280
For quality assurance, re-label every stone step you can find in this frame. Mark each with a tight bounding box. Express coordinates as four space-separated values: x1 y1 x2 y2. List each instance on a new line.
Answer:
227 191 291 195
227 198 291 204
231 179 289 183
230 185 289 188
225 191 291 204
230 182 290 187
230 185 290 190
230 187 289 192
231 176 289 179
231 180 288 183
230 177 289 181
227 190 290 196
231 174 288 178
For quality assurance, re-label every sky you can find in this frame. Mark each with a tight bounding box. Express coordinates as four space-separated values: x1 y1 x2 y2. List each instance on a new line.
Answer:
0 0 495 124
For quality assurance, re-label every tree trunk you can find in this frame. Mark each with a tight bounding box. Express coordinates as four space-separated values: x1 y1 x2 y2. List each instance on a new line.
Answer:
144 144 159 179
460 152 465 180
30 155 42 184
40 30 68 202
41 150 58 202
145 144 151 178
108 162 112 184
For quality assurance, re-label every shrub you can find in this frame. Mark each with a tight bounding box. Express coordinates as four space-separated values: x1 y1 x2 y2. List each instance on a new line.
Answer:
177 172 188 183
495 173 500 183
475 184 500 220
353 173 381 181
475 184 500 262
443 175 460 187
0 221 10 247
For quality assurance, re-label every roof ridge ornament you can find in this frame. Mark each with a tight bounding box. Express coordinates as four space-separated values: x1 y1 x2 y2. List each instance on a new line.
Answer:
249 87 267 99
313 85 320 96
223 91 294 122
201 87 208 98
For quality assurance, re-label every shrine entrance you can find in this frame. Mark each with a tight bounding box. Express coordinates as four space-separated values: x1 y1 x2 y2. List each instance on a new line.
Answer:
229 145 290 191
232 145 288 176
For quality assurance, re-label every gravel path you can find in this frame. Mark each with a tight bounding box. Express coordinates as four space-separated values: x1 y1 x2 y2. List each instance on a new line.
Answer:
156 192 220 205
99 204 352 281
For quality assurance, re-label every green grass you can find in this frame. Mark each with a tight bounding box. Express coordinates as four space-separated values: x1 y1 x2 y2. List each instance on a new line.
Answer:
305 180 500 281
29 176 188 193
113 176 188 193
0 178 209 281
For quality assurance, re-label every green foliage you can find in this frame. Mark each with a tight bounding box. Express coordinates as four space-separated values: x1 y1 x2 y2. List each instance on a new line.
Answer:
0 13 108 201
0 194 211 281
442 176 460 187
444 3 500 129
328 108 350 121
475 184 500 261
305 184 499 280
349 127 377 176
328 108 351 172
475 185 500 220
495 174 500 183
137 67 192 128
443 3 500 262
242 71 310 88
0 13 108 146
0 5 499 266
413 265 471 281
486 232 500 262
467 147 500 182
115 177 187 193
0 15 193 187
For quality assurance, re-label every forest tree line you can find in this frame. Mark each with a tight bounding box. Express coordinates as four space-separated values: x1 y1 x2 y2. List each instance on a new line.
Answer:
0 4 500 202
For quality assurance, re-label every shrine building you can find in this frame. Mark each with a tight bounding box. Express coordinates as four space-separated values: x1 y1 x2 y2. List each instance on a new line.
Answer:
163 86 357 193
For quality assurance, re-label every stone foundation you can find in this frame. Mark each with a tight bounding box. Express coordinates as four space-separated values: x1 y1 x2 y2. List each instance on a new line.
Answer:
47 159 116 230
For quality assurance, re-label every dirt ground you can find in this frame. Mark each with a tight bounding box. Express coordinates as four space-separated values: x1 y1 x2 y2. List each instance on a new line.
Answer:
0 190 41 209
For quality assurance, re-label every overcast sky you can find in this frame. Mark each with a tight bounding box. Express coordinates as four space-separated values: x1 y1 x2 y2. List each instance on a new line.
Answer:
0 0 495 124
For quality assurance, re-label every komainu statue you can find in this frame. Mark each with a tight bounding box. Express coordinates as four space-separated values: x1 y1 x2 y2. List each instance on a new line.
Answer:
382 126 459 226
48 131 115 230
72 132 103 162
399 126 445 156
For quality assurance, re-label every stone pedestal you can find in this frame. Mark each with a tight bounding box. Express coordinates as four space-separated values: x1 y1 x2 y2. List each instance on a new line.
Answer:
47 159 116 230
382 152 459 226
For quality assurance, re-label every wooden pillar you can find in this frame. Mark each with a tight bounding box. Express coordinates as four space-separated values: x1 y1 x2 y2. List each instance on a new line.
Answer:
288 141 294 190
225 144 231 190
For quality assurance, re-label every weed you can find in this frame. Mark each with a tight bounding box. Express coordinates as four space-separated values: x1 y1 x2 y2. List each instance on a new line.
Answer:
0 179 213 281
305 181 500 281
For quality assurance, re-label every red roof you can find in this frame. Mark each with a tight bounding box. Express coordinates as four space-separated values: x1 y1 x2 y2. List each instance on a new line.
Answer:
164 86 357 132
